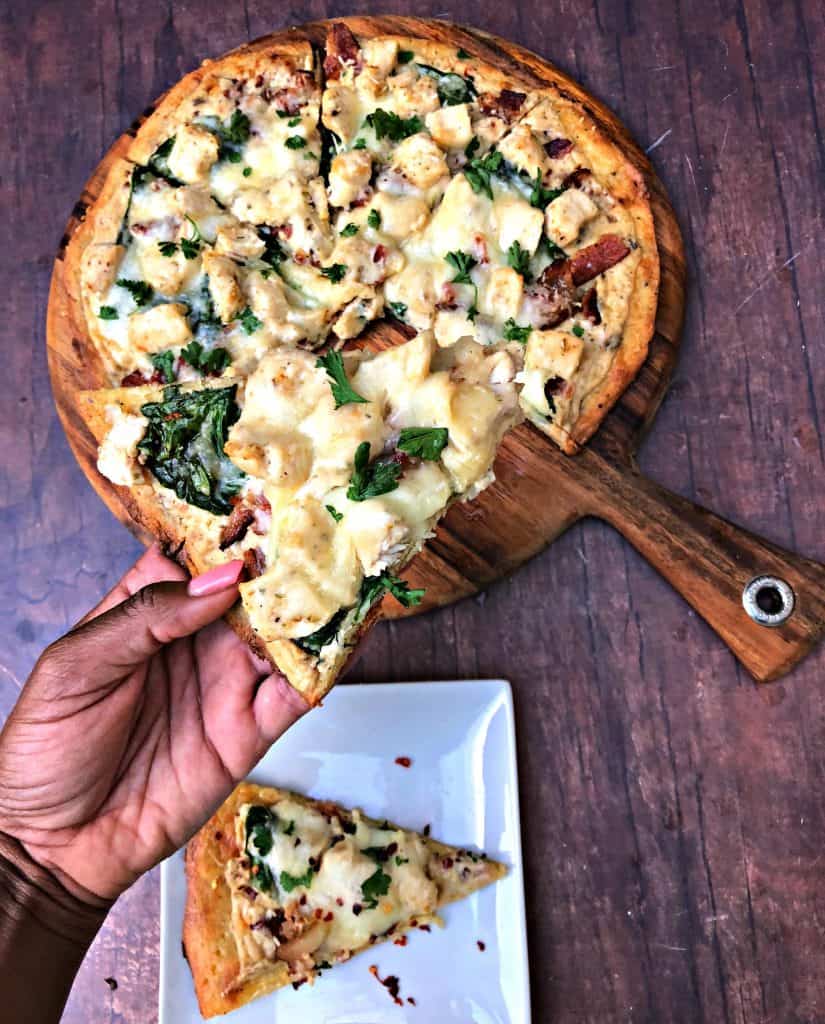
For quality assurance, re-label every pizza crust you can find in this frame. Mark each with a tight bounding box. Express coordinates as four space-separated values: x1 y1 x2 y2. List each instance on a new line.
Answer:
183 782 506 1018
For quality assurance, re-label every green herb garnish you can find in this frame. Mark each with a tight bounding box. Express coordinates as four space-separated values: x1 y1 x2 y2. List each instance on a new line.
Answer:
280 868 314 893
347 442 402 502
150 350 176 383
180 340 231 376
285 135 306 149
416 63 477 106
98 305 118 320
326 504 344 523
529 169 563 210
503 319 531 343
397 50 414 64
572 323 585 338
444 250 478 320
116 278 153 308
360 867 391 909
355 571 425 622
387 301 407 320
340 222 358 237
365 109 423 141
507 240 532 279
464 149 503 199
397 426 449 460
367 209 381 230
237 307 263 334
316 350 367 408
321 263 347 283
199 109 250 163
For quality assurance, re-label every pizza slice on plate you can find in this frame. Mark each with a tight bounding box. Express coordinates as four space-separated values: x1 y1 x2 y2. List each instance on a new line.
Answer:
183 782 506 1018
78 331 521 704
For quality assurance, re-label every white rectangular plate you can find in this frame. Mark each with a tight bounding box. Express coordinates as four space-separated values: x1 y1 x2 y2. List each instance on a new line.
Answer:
160 679 529 1023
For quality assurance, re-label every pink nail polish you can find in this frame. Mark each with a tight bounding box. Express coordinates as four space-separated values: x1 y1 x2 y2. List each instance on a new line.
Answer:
188 560 244 597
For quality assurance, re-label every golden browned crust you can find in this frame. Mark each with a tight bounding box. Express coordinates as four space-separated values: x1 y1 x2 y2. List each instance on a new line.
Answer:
183 782 506 1018
545 87 659 453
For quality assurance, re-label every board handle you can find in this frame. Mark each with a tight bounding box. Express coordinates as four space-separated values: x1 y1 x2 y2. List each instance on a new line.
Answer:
576 449 825 682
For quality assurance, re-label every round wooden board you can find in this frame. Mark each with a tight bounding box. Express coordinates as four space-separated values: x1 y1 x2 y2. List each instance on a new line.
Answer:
46 16 685 620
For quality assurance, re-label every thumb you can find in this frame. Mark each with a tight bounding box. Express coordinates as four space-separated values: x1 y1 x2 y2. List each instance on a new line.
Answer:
63 560 246 672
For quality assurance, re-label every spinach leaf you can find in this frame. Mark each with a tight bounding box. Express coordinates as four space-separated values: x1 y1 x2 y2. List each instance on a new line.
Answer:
416 63 476 106
138 385 245 515
294 607 349 657
355 571 424 622
198 109 250 163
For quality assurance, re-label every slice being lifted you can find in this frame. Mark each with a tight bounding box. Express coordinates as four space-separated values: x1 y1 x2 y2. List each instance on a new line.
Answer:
78 332 520 703
184 782 506 1018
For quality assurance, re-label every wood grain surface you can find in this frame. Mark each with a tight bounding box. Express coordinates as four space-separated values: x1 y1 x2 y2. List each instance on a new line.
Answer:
3 1 825 1022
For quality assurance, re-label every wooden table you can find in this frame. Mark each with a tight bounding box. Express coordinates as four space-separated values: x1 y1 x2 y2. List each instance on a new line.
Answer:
2 1 824 1020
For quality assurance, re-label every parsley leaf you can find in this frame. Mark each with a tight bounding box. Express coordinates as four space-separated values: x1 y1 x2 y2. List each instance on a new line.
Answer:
465 136 480 159
416 63 477 106
150 350 176 383
242 166 252 177
395 855 410 866
397 426 449 460
367 208 381 229
199 109 250 162
287 115 301 127
98 305 118 320
360 867 391 909
347 442 402 502
316 350 367 409
116 278 153 308
366 108 423 141
280 868 314 893
445 251 479 321
397 49 414 64
572 323 585 338
321 263 347 283
180 340 230 376
387 301 407 320
245 805 275 891
138 385 245 515
237 307 262 334
507 240 532 279
541 235 567 261
355 570 425 621
326 504 344 523
340 222 358 237
285 135 306 149
352 137 367 150
529 169 563 210
158 240 178 257
503 318 531 343
464 149 503 199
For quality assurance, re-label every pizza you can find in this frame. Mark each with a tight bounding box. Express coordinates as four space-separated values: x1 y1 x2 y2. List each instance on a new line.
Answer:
183 782 506 1017
73 22 658 703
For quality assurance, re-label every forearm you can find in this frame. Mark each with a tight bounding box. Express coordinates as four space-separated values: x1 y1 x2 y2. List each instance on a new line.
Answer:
0 831 111 1023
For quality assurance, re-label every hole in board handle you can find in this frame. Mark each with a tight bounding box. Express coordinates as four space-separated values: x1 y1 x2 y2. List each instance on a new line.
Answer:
742 576 795 627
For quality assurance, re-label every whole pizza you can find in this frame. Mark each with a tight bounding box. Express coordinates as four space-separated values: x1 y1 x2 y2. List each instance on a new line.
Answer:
72 22 659 704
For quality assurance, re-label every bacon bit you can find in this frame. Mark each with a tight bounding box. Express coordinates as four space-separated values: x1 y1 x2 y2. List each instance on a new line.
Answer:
441 857 454 869
242 546 266 580
569 234 630 286
291 978 307 991
324 911 334 922
324 23 362 80
418 924 431 933
369 964 404 1006
477 940 486 952
545 137 574 158
299 893 307 905
562 167 592 190
275 222 293 240
408 996 417 1006
410 919 418 927
372 243 387 263
580 286 601 325
394 756 412 768
239 885 258 901
478 88 526 120
120 370 149 387
526 259 575 328
388 450 411 471
336 897 344 906
314 907 324 920
393 935 408 946
219 502 255 550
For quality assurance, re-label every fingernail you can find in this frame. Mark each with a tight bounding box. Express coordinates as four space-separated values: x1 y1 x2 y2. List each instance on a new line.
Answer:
188 560 244 597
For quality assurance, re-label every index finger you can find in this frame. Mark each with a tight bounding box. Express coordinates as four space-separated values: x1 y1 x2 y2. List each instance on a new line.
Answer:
76 543 188 626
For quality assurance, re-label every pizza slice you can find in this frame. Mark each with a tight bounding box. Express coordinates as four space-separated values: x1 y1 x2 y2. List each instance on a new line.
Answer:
183 782 506 1018
77 331 521 704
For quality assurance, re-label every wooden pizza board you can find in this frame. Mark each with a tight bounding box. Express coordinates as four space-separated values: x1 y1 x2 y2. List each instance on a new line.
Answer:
46 16 825 683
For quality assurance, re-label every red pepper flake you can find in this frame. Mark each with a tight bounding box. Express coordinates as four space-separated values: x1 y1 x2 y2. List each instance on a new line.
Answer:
314 907 324 920
393 935 408 946
408 996 417 1005
394 756 412 768
324 911 334 922
336 897 344 906
213 831 223 842
418 924 431 932
291 977 307 991
422 824 431 837
477 940 486 952
369 964 404 1006
441 857 453 869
